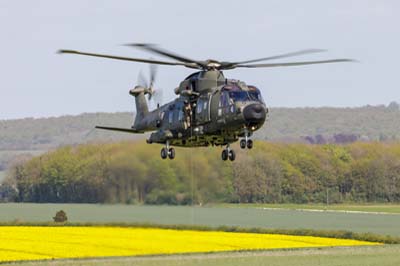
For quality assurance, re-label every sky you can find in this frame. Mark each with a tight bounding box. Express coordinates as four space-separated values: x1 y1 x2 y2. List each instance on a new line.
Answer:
0 0 399 120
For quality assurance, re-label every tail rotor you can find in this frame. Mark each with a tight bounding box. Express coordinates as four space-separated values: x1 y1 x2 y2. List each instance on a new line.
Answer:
136 64 163 108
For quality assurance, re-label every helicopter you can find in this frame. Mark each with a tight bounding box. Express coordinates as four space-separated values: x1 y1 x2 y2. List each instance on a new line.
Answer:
59 44 353 161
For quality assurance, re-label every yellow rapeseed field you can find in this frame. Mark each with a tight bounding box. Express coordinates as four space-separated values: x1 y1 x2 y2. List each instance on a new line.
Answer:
0 226 379 262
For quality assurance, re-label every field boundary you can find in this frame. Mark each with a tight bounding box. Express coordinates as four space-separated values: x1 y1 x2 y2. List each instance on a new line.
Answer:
0 221 398 244
19 245 399 263
0 245 389 265
256 207 400 215
216 203 400 214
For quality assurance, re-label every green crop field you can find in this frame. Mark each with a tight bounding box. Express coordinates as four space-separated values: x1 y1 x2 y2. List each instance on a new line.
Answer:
2 245 400 266
1 203 400 236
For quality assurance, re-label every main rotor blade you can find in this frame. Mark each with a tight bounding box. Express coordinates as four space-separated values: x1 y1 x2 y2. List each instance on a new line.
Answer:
235 59 355 68
58 49 198 68
222 49 327 68
126 43 205 67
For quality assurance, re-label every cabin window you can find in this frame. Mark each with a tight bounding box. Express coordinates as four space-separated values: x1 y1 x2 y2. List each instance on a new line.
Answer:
197 99 203 114
178 110 184 121
168 111 173 124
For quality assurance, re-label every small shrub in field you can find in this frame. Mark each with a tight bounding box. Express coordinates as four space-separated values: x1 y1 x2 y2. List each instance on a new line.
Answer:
53 210 67 223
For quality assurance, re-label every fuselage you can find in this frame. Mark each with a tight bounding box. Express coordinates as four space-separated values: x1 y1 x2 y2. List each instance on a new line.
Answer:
134 73 268 147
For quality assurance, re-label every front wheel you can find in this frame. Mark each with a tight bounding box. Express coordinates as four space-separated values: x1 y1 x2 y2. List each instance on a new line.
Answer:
247 139 253 149
240 139 246 149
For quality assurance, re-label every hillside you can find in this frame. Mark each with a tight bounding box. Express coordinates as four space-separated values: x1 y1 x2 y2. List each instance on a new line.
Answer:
1 104 400 150
0 112 143 173
0 104 399 173
255 104 400 142
0 112 139 151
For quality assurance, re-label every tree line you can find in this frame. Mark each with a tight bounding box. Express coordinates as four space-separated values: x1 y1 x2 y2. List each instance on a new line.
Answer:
1 141 400 204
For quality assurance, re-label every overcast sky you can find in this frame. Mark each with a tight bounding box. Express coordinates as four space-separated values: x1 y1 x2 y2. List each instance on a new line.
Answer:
1 0 399 120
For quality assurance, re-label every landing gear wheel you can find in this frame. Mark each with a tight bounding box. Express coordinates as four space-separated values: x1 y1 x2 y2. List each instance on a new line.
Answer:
168 148 175 159
161 148 168 159
247 139 253 149
221 149 228 161
240 139 246 149
228 149 236 161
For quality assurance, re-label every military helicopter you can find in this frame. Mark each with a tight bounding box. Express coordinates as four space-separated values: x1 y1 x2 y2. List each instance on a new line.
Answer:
59 44 353 161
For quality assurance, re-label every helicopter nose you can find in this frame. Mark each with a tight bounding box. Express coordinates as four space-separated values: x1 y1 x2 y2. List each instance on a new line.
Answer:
243 103 266 125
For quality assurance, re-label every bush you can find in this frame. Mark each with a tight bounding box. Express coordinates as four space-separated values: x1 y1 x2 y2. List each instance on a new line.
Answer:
0 183 17 202
53 210 68 223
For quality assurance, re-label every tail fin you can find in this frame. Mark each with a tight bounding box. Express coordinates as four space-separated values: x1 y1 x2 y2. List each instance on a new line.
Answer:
129 86 149 129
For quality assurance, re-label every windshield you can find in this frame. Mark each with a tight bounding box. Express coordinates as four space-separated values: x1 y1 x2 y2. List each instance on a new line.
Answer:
229 91 249 102
228 91 264 103
249 91 264 103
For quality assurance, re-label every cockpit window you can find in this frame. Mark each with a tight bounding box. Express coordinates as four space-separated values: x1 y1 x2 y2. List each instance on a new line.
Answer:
249 91 264 103
248 86 265 103
220 91 230 107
